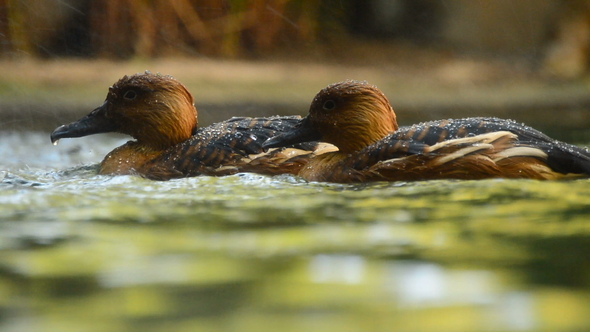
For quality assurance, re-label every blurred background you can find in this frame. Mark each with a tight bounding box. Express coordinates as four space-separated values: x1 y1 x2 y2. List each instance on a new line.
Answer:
2 0 589 64
2 2 590 332
1 0 590 139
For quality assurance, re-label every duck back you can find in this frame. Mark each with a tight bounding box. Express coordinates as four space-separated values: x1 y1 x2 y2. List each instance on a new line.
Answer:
362 117 590 177
144 116 319 180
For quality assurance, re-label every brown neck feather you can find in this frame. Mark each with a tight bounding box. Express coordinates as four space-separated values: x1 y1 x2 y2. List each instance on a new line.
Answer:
321 94 397 154
128 86 197 151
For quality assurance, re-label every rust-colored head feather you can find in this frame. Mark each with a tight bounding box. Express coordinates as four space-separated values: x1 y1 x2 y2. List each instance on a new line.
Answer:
308 80 397 153
50 72 324 179
105 72 197 150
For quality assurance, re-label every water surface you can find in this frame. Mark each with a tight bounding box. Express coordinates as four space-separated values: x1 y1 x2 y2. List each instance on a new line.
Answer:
1 131 590 332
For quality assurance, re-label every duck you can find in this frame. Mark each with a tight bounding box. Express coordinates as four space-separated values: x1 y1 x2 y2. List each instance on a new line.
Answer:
50 72 328 180
262 80 590 182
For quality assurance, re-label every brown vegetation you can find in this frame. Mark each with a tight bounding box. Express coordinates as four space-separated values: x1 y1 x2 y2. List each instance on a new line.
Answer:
1 0 324 58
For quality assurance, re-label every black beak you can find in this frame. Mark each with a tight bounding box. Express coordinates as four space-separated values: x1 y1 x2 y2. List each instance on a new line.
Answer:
262 116 322 149
50 101 118 144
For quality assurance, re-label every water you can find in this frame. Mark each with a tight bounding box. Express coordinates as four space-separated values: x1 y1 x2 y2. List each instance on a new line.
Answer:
1 131 590 332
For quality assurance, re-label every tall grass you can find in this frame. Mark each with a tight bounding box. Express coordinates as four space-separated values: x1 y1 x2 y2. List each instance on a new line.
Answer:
0 0 334 58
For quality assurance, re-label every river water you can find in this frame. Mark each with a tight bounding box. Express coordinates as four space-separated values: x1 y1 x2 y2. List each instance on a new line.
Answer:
1 130 590 332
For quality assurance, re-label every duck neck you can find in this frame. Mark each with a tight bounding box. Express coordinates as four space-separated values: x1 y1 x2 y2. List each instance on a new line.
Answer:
132 96 198 151
332 104 397 154
134 121 195 151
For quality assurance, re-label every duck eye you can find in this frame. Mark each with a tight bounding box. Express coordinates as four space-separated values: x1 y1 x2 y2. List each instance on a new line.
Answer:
123 90 137 100
323 100 336 110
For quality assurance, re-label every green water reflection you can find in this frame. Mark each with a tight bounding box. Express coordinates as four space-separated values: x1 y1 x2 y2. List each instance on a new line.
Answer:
1 132 590 332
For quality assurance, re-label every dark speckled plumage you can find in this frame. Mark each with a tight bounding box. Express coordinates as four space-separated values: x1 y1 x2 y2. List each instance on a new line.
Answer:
391 117 590 175
50 72 322 180
145 115 315 179
350 117 590 175
263 80 590 182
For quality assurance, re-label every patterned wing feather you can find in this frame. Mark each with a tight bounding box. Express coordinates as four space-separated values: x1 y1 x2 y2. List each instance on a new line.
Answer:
394 117 590 175
146 116 317 179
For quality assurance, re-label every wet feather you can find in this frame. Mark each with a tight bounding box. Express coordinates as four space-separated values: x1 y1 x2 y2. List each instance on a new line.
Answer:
262 80 590 183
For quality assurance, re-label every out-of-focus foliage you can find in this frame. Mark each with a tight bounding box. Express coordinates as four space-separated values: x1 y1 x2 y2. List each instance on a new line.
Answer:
1 0 590 76
1 0 338 58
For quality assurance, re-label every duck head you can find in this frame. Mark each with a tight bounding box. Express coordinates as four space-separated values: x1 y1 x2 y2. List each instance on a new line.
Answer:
50 72 197 151
263 80 398 153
